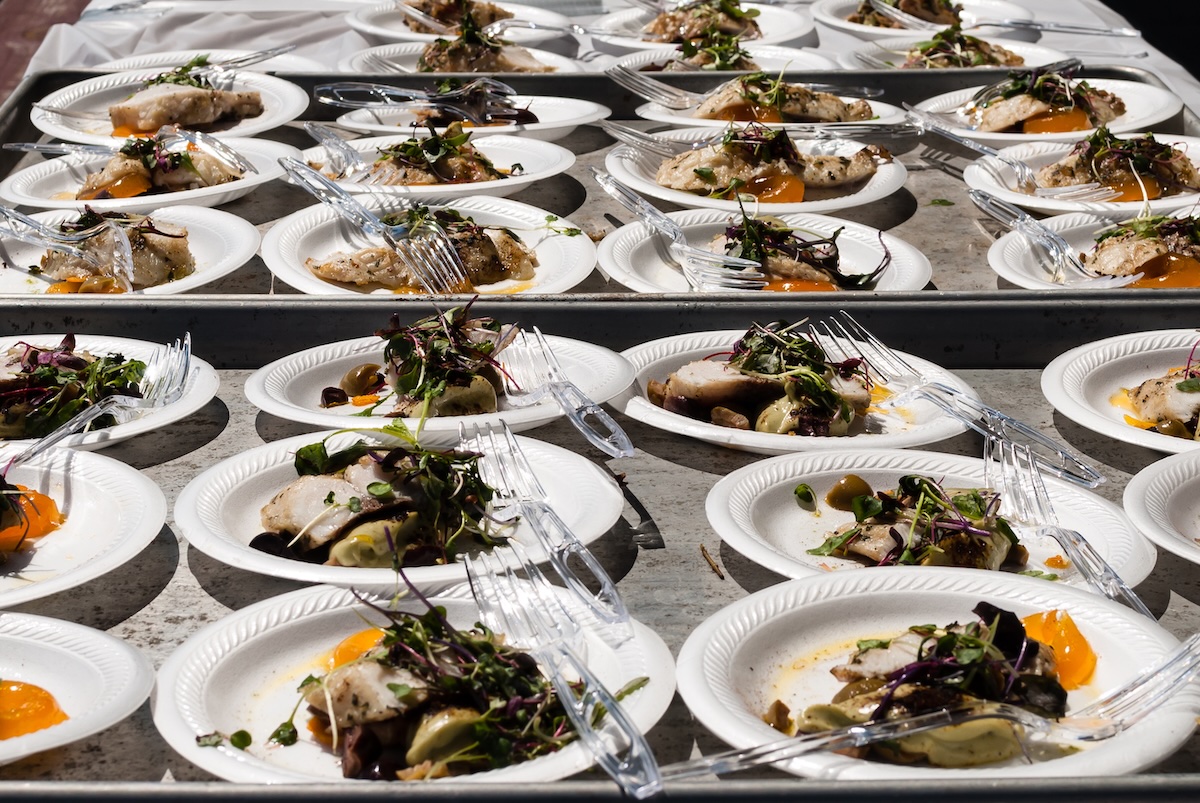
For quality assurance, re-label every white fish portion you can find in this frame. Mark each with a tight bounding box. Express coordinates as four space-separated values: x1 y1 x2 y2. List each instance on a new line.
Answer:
260 475 366 550
1130 367 1200 427
108 83 263 133
305 660 429 728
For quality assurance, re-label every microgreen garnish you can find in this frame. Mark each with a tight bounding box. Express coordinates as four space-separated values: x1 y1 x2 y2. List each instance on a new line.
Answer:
676 26 753 70
144 54 211 89
195 729 252 750
794 482 816 510
374 122 503 182
119 137 196 175
542 214 582 237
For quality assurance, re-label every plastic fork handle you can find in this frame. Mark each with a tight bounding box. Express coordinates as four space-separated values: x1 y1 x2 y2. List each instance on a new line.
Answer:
163 127 258 175
912 384 1103 488
904 107 1002 159
520 500 634 637
4 396 123 472
203 44 296 71
1039 525 1154 619
590 168 687 246
537 644 663 798
978 19 1140 36
278 157 388 240
545 380 635 459
2 142 116 157
0 224 103 267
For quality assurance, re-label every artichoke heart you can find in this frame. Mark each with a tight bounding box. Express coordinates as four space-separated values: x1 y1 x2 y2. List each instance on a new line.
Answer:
328 513 421 568
405 706 484 767
394 374 498 418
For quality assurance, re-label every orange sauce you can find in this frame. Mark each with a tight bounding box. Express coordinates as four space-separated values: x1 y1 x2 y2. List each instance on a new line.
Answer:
1126 253 1200 289
0 486 65 552
746 173 806 203
762 277 837 292
307 716 333 747
1021 107 1091 134
76 173 152 201
110 125 154 139
1106 174 1162 202
0 681 68 740
46 277 127 294
351 394 380 407
327 628 385 670
1044 554 1069 570
1020 610 1096 691
713 103 783 124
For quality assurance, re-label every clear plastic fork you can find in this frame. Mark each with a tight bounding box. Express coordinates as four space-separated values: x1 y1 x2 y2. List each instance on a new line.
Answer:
459 421 634 637
463 548 660 798
500 327 634 458
0 208 136 292
985 438 1154 618
807 311 1103 487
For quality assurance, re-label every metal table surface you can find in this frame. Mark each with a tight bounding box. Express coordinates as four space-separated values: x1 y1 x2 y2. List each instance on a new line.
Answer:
3 64 1200 797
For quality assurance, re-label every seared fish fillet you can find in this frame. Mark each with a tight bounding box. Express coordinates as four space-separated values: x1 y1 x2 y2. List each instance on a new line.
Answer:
40 218 195 289
418 41 554 72
108 83 264 133
1129 367 1200 429
656 144 878 193
694 81 872 123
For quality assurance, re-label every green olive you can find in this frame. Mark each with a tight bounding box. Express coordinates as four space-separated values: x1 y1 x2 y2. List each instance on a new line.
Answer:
1154 418 1192 439
830 677 887 705
339 363 382 396
825 474 874 512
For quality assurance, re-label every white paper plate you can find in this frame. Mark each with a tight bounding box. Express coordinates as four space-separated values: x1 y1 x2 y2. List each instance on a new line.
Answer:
299 134 574 199
596 208 930 293
347 1 571 44
261 195 595 295
987 210 1117 290
604 131 907 214
0 138 299 213
154 584 675 783
812 0 1033 40
0 206 260 295
1124 451 1200 566
30 70 310 145
591 4 815 53
962 136 1200 216
613 44 836 72
914 80 1184 147
337 42 581 73
1041 329 1200 455
244 332 634 438
174 429 624 590
676 567 1194 779
94 49 327 72
0 334 219 452
706 448 1156 586
0 444 167 609
635 97 907 129
838 35 1069 69
334 95 610 142
0 612 155 765
616 329 973 455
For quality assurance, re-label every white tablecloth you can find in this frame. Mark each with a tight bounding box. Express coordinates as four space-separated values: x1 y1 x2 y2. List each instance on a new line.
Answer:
24 0 1200 119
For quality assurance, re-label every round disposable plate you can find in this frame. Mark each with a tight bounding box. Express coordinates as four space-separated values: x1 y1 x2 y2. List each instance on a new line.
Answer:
0 333 219 451
30 70 309 145
676 567 1194 779
591 4 815 53
616 329 973 455
812 0 1033 40
244 332 634 438
0 612 154 765
1124 451 1200 567
334 95 611 142
336 42 581 73
635 97 907 129
613 44 836 72
0 138 298 213
838 35 1069 69
174 430 624 590
596 208 930 293
604 131 907 215
347 1 571 44
0 444 167 609
706 448 1155 585
261 194 595 295
1041 329 1200 454
962 135 1200 216
0 206 260 295
154 584 675 782
914 80 1183 148
299 134 574 199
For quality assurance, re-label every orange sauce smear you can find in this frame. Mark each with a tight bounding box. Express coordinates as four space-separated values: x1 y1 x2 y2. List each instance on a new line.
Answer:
76 173 152 201
1021 107 1091 135
46 277 127 295
326 628 386 671
713 104 783 124
110 125 154 139
1044 554 1070 570
746 173 806 203
0 681 68 740
1126 253 1200 289
0 487 65 552
762 277 837 292
1020 610 1096 691
1106 175 1162 202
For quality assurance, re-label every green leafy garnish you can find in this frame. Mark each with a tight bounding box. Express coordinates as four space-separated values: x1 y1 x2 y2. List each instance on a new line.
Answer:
929 198 955 206
144 54 211 88
793 483 816 510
